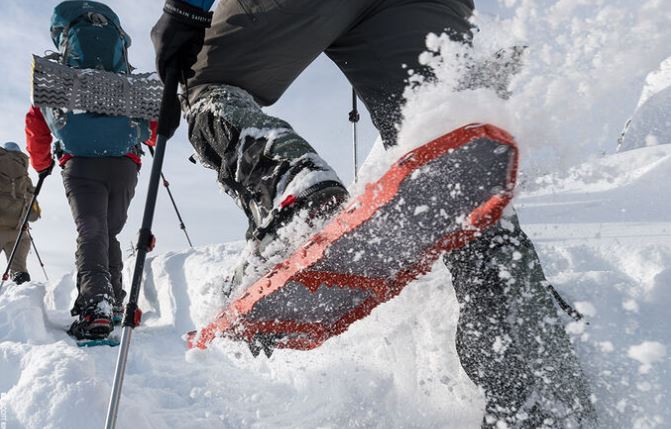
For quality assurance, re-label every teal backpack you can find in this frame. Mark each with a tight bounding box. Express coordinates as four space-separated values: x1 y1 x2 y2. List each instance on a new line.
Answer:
43 1 150 157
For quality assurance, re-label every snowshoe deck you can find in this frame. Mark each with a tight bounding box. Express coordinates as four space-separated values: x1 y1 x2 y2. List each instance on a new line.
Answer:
75 337 121 348
65 326 121 348
187 123 519 353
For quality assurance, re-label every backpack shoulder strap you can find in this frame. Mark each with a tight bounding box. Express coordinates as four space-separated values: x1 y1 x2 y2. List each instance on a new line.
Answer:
57 13 88 64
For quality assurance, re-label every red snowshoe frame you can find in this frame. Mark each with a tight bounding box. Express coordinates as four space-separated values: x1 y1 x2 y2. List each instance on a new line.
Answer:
187 123 519 353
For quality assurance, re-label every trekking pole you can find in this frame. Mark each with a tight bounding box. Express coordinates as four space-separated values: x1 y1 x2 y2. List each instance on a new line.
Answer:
147 145 193 247
27 229 49 282
105 68 179 429
1 173 48 290
349 87 360 183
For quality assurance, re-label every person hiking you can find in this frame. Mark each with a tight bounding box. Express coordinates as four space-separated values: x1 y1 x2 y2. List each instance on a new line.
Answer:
0 142 41 285
26 1 156 341
151 0 597 427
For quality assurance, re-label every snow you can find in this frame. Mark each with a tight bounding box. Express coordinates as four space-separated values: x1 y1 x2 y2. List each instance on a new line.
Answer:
628 342 667 375
574 301 596 318
2 0 671 428
623 299 640 313
637 57 671 109
618 55 671 152
1 249 484 428
619 84 671 152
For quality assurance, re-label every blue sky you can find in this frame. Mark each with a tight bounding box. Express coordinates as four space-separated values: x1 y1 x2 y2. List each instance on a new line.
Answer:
0 0 503 280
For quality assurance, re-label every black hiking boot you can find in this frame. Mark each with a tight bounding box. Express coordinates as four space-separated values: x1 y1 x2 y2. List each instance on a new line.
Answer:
11 271 30 285
252 180 349 243
67 298 114 340
228 180 349 293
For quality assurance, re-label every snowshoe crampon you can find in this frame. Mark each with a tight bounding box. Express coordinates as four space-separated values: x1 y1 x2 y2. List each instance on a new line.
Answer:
187 123 519 354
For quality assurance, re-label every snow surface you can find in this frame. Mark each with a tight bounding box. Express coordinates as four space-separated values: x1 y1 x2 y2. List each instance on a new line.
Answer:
2 0 671 427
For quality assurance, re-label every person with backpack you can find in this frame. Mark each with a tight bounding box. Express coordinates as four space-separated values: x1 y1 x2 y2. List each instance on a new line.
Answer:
26 1 155 341
150 0 598 427
0 142 41 285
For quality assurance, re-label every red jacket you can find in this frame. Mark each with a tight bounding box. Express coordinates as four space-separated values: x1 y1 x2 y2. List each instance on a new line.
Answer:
25 105 158 172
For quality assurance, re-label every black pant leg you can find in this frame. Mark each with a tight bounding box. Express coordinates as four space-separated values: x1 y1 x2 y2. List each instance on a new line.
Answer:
445 213 597 427
62 159 113 312
106 158 138 305
325 0 474 146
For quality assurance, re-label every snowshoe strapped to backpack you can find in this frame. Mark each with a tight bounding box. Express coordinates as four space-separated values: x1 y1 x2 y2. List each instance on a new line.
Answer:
42 1 150 158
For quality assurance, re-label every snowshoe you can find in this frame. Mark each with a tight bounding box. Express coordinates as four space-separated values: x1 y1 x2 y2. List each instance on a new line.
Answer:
189 123 519 352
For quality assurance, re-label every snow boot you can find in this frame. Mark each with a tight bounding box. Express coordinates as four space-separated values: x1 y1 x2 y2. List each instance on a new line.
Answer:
186 84 349 292
251 179 349 244
229 179 349 293
67 297 114 340
11 271 30 285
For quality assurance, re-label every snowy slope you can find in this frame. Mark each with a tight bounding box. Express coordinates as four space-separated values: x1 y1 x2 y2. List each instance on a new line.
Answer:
1 145 669 428
637 57 671 110
619 57 671 152
516 146 671 428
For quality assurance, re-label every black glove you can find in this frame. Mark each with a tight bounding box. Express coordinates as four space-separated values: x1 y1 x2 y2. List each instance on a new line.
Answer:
38 160 54 180
150 0 213 83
